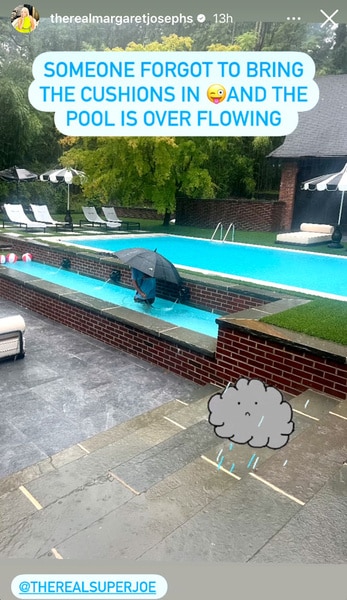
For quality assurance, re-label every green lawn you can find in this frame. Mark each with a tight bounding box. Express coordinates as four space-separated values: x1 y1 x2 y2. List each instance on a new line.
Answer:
261 299 347 345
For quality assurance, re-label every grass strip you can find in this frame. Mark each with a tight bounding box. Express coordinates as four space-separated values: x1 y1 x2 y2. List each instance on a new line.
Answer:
261 299 347 345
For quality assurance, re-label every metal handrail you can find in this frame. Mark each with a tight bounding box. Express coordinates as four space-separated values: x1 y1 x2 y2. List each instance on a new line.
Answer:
211 222 222 240
211 222 235 242
223 223 235 242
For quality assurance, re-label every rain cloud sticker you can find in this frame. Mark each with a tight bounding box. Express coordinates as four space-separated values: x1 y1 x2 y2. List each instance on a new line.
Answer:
208 377 294 449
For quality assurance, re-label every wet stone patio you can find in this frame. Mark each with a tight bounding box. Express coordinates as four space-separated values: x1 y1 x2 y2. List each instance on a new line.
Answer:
0 298 346 563
0 298 200 479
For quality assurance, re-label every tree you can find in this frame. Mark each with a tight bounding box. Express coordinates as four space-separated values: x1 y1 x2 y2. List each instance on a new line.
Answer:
60 34 215 221
0 21 62 171
61 135 214 216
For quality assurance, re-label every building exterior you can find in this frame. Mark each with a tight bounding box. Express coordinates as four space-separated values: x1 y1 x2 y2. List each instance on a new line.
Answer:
269 75 347 232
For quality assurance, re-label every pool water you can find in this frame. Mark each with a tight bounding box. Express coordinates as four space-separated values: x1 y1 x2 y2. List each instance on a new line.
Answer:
68 235 347 301
4 261 220 338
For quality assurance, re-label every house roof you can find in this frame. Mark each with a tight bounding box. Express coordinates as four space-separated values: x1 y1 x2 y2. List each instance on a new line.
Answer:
269 74 347 159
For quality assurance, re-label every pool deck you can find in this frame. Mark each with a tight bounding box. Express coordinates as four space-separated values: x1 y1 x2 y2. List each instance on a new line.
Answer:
0 297 346 564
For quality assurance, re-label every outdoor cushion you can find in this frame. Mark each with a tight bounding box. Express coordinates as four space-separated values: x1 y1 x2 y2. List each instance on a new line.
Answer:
300 223 334 234
276 223 334 245
0 314 25 360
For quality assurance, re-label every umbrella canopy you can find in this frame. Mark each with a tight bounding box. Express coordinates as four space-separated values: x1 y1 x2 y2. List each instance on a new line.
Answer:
40 167 85 210
301 162 347 225
114 247 182 285
0 166 38 183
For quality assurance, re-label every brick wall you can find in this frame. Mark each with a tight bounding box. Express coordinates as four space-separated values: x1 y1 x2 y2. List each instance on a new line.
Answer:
186 281 272 313
0 272 345 400
0 236 277 313
214 325 347 400
113 207 162 220
278 162 299 231
175 198 284 232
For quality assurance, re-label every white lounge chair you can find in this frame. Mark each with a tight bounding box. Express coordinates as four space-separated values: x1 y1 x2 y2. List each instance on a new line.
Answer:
276 223 334 245
80 206 121 228
102 207 122 224
30 204 68 229
3 203 49 232
102 206 141 231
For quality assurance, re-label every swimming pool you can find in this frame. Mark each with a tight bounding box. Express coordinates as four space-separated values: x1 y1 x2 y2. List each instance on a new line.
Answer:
67 235 347 301
4 261 221 338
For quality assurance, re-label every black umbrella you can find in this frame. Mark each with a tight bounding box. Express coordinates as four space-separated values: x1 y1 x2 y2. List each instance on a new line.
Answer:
301 162 347 225
114 247 182 285
0 166 38 197
0 166 38 183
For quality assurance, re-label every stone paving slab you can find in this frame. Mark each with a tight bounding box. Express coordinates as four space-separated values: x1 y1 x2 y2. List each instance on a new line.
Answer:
79 401 183 454
0 445 86 497
140 472 301 562
254 412 347 504
24 418 184 508
159 396 211 428
0 298 202 479
0 476 133 559
110 420 217 493
0 488 38 534
201 408 316 480
290 389 342 420
48 457 237 560
230 298 310 321
250 465 347 563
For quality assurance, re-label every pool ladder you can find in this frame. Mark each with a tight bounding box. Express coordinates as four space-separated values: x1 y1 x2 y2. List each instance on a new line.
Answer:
211 222 235 242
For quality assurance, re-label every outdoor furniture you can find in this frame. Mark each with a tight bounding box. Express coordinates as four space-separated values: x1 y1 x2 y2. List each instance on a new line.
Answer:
102 206 141 231
3 203 50 232
276 223 334 245
102 206 122 223
80 206 122 229
0 314 25 361
30 204 73 231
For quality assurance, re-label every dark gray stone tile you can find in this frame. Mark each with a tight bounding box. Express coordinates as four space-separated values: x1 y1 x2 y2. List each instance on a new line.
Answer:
50 458 236 560
250 466 347 563
0 476 133 558
290 389 341 419
255 413 347 504
111 420 217 492
141 474 301 562
0 489 38 533
0 442 48 479
0 294 202 475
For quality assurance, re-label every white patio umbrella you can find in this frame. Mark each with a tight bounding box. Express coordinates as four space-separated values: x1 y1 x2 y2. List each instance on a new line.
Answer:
40 167 85 211
301 162 347 225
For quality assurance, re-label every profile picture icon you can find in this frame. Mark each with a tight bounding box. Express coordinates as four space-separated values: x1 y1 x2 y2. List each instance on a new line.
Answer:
11 4 39 34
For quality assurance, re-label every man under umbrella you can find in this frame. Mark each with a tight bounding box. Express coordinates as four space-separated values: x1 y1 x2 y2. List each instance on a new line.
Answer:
114 247 182 306
131 268 156 305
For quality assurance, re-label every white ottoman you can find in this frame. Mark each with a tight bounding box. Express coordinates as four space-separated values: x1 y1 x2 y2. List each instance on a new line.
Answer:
0 315 25 360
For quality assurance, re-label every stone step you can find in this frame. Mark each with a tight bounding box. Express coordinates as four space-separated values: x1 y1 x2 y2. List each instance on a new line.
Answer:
0 456 236 559
80 381 221 454
202 393 347 499
0 383 220 499
139 459 347 563
0 385 345 560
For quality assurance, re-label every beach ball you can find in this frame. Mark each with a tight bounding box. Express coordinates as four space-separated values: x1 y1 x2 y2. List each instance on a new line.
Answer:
0 255 6 264
22 253 33 262
6 253 18 263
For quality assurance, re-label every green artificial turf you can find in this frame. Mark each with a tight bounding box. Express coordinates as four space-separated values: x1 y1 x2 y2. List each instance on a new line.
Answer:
261 299 347 345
